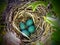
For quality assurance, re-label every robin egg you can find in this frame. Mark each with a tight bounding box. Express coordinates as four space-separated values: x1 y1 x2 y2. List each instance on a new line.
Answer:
19 22 26 30
26 19 33 26
28 25 35 33
21 30 30 36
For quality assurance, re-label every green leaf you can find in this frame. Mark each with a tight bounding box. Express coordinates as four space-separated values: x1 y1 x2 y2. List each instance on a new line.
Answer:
28 1 48 11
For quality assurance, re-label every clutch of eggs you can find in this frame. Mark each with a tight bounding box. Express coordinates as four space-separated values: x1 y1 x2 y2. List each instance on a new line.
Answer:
19 19 36 37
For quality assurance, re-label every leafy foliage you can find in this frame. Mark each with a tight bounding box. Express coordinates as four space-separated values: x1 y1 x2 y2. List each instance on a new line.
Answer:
28 1 48 11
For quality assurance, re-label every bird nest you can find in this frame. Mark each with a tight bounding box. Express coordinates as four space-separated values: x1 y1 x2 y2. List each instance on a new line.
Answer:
5 1 53 45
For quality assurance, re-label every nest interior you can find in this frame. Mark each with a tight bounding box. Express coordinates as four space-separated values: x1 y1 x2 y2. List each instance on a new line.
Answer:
5 1 53 45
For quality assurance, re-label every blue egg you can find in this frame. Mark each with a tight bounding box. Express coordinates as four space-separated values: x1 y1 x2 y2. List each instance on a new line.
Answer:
22 30 30 36
28 25 35 33
26 19 33 26
19 22 26 30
